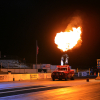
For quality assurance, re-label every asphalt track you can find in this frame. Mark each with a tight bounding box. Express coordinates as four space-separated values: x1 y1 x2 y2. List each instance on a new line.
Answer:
0 78 100 100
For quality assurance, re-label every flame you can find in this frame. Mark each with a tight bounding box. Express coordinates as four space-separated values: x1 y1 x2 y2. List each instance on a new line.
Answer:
55 27 82 52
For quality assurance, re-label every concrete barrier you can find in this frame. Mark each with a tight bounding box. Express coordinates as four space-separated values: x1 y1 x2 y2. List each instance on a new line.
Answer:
22 74 30 80
1 69 7 72
7 69 14 73
46 73 51 78
0 73 52 82
14 69 20 73
8 74 13 81
13 74 20 81
19 69 25 73
38 73 44 79
1 69 38 74
0 75 8 82
25 69 37 73
30 74 38 80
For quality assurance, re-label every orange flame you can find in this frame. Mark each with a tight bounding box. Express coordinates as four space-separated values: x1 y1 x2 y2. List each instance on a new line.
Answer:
55 27 82 52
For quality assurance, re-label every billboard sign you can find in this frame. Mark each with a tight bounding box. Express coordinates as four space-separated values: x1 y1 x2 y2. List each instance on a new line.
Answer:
41 64 50 69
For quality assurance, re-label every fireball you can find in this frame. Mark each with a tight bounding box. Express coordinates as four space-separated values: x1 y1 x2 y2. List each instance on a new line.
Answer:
55 27 82 52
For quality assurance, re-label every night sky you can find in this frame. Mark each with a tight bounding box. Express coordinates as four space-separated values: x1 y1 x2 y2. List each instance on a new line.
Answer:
1 1 100 68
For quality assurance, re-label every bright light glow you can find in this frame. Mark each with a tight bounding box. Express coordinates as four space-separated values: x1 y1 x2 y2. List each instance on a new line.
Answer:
55 27 82 52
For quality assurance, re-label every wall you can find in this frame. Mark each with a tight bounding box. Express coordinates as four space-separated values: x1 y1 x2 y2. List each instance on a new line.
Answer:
1 68 76 74
33 64 42 69
1 69 38 74
0 73 51 82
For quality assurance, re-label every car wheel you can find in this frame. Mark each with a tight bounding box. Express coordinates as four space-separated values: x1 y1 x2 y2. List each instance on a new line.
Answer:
65 77 67 81
70 77 74 80
52 78 55 81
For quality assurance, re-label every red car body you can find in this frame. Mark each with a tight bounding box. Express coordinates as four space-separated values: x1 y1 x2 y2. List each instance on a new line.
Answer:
51 65 74 81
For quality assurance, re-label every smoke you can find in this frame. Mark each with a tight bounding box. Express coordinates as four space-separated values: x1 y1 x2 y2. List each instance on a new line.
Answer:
65 16 82 32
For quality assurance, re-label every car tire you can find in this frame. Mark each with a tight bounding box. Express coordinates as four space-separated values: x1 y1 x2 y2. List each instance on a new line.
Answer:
65 77 67 81
70 77 74 80
52 78 55 81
